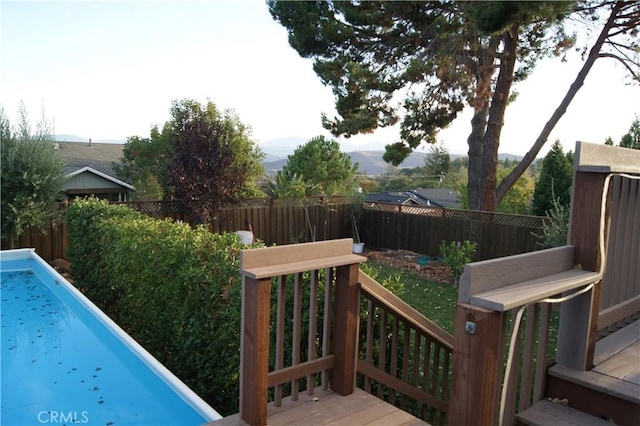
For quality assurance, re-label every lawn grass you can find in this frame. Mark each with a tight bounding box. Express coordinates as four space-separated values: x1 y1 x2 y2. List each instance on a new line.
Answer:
363 260 559 359
364 260 459 334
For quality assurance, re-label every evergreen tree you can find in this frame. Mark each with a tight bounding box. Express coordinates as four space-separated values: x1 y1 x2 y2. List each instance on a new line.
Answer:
269 1 639 211
530 140 573 216
424 143 451 187
619 115 640 150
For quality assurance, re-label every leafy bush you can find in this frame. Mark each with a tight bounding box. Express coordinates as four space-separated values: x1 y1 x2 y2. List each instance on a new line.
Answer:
439 240 477 286
65 198 260 415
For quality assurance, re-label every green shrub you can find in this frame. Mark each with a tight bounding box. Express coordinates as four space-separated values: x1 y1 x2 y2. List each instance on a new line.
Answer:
535 197 569 248
439 240 477 286
65 198 260 415
65 198 141 309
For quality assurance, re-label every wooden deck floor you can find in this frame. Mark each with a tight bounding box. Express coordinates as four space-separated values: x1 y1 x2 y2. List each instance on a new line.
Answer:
208 388 429 426
593 320 640 391
537 320 640 425
549 319 640 406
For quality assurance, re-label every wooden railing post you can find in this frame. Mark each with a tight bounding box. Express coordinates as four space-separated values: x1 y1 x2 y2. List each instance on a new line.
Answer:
449 303 506 426
240 276 272 426
558 150 609 371
332 262 361 395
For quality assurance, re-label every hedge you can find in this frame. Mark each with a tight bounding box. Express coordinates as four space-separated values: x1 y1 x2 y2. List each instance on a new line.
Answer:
65 198 258 415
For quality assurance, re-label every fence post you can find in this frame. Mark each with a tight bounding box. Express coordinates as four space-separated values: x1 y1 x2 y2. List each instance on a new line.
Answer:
449 303 506 425
331 262 361 395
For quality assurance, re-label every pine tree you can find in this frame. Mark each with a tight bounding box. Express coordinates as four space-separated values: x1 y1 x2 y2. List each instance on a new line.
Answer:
530 140 573 216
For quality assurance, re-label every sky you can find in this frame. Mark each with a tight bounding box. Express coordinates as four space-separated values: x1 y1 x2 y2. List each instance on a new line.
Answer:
1 0 639 157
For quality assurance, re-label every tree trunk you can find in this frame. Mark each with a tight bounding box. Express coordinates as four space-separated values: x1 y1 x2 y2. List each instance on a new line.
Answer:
467 36 499 211
481 26 518 212
467 104 489 210
495 1 624 205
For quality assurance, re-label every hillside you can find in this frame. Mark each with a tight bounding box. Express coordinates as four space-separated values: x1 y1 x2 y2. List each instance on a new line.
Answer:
263 150 523 176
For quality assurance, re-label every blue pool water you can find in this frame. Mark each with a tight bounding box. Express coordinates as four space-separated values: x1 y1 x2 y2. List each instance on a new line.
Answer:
1 250 220 425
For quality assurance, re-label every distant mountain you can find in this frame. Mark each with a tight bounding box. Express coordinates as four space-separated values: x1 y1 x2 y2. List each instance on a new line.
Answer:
259 137 305 162
55 134 126 144
263 149 524 176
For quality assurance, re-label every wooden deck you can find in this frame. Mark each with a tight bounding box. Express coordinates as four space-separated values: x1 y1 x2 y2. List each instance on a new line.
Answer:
549 320 640 406
208 388 429 426
522 320 640 425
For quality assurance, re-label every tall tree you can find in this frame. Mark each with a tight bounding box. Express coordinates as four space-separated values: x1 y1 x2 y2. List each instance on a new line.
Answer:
269 1 639 211
530 140 573 216
280 135 358 195
498 1 640 202
424 142 451 187
168 99 264 223
620 115 640 149
0 103 65 242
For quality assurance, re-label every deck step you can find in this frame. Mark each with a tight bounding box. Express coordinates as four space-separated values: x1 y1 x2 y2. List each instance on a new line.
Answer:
516 399 615 425
546 321 640 425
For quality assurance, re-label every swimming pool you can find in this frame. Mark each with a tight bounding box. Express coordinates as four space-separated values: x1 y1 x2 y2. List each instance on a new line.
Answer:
1 249 221 425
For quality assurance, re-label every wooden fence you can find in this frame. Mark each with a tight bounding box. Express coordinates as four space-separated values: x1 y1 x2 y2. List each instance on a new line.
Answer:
1 198 354 262
361 203 547 261
2 198 547 263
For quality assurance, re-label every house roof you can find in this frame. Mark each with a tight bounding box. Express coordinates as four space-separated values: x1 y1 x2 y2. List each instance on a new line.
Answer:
55 141 126 180
365 191 427 206
65 166 135 191
409 188 461 209
365 188 461 209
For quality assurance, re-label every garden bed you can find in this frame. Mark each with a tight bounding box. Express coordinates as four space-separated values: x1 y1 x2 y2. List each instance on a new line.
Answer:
364 248 452 284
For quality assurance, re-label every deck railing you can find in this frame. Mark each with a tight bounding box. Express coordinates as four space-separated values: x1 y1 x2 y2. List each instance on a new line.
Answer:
598 173 640 334
357 272 453 425
238 238 455 426
449 142 640 425
239 239 366 426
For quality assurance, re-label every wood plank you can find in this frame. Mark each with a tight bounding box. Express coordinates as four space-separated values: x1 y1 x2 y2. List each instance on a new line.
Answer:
574 141 640 174
548 364 640 405
240 238 359 270
459 245 575 304
597 296 640 331
242 254 366 279
594 320 640 365
209 388 431 426
469 269 601 312
593 341 640 382
268 356 335 387
516 399 615 426
357 360 448 413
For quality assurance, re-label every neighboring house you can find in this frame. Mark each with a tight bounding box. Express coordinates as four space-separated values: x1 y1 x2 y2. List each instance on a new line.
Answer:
55 141 134 201
365 188 461 209
63 166 134 202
